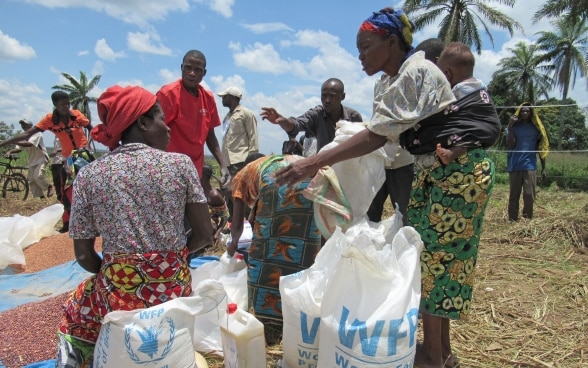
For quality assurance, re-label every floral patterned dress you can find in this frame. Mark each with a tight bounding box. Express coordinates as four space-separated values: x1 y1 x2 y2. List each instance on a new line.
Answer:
57 143 206 366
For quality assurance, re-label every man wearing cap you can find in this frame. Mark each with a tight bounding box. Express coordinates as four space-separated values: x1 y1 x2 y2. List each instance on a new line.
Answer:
3 119 53 198
218 86 259 222
218 86 258 177
156 49 230 185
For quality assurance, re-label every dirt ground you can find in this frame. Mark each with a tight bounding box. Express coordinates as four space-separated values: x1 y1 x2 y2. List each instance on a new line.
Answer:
0 185 587 367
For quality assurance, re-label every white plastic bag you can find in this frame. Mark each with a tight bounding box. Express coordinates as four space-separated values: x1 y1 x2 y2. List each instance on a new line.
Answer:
191 290 230 355
323 122 399 217
0 204 63 269
316 219 423 367
302 135 317 157
93 280 226 368
226 221 253 251
280 215 422 368
189 253 248 354
190 252 247 309
279 267 324 367
279 225 350 368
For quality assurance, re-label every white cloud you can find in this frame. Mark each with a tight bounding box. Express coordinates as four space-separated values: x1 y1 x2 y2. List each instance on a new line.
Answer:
24 0 191 27
194 0 234 18
159 68 179 84
230 42 295 75
0 30 36 62
229 29 363 83
94 39 126 61
77 50 89 56
127 32 172 56
210 74 246 96
0 78 48 127
241 22 294 34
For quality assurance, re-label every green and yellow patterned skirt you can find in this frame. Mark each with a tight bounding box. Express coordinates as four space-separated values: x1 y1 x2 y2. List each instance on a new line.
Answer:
407 148 494 319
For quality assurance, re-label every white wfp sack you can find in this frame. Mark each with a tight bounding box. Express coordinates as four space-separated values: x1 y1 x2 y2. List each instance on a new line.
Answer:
0 203 63 268
279 225 349 368
279 216 405 368
93 280 226 368
317 219 423 367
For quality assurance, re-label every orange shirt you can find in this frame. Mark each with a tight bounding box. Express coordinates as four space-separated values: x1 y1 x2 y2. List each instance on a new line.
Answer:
36 110 90 158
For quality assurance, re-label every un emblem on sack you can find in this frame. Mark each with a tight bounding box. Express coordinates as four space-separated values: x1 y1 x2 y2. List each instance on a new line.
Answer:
124 317 176 363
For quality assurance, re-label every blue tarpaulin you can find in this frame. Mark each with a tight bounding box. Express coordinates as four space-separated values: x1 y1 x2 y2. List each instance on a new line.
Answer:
0 255 219 367
0 260 94 313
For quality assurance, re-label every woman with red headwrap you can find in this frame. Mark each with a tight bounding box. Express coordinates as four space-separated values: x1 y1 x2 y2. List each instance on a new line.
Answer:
55 85 212 367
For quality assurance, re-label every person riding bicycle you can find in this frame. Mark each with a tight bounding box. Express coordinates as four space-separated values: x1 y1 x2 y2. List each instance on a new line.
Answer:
0 91 93 232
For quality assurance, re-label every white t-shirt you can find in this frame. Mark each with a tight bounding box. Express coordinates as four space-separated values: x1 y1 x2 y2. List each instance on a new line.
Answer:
17 132 48 167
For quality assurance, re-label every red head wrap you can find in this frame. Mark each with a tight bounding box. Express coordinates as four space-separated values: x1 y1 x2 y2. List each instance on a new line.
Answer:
92 85 157 151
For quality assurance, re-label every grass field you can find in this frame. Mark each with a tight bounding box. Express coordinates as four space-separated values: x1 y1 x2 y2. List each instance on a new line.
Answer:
1 182 587 367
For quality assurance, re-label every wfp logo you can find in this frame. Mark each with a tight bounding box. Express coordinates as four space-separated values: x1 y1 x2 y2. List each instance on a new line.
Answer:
124 317 176 364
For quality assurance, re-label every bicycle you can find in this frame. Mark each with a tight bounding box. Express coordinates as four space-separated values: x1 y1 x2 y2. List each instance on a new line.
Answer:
0 154 29 201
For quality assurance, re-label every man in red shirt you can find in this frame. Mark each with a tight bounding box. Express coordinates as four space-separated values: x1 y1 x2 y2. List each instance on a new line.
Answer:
157 50 230 184
0 91 93 232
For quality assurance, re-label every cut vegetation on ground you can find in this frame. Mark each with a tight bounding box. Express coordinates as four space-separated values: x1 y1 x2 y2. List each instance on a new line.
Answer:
0 184 586 367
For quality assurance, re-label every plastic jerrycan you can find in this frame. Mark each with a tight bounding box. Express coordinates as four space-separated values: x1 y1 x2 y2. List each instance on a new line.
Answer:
220 251 247 273
220 303 267 368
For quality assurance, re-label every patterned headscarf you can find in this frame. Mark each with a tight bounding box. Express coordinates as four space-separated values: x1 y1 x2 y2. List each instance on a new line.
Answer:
92 85 157 151
514 102 549 159
359 7 414 52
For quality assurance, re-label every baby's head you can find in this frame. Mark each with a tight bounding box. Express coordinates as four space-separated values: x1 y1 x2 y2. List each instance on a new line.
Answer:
437 42 475 87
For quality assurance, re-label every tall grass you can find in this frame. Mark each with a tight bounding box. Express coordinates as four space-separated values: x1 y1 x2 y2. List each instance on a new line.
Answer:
487 150 588 190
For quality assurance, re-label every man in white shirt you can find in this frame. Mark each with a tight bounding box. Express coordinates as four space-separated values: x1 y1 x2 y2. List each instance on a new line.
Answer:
4 119 53 198
218 86 259 222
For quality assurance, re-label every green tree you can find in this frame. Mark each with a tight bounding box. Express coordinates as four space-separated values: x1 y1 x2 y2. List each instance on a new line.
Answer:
536 98 588 151
532 0 588 23
0 121 16 155
491 42 553 103
535 16 588 149
52 71 101 123
403 0 522 54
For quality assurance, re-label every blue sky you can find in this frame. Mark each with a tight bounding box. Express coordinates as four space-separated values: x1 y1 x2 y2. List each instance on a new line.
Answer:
0 0 586 154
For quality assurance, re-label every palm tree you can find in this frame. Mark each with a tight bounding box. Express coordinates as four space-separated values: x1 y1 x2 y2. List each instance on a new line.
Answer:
535 16 588 149
403 0 522 54
491 42 553 103
532 0 588 23
52 71 101 123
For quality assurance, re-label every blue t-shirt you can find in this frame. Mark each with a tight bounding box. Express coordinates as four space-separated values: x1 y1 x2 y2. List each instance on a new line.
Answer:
506 122 540 172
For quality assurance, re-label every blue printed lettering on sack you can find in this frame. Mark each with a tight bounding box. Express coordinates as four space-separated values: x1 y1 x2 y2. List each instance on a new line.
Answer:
334 305 419 365
94 323 111 367
139 308 165 319
297 351 319 368
300 311 320 344
295 311 320 367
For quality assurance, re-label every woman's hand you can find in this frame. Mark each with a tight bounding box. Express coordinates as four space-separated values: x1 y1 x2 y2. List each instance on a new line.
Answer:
274 157 318 186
